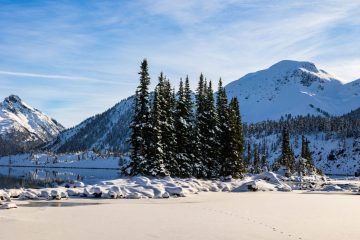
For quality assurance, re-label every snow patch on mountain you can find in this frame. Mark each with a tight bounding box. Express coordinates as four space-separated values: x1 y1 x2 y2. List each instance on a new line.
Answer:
44 96 134 153
0 95 64 155
225 60 360 122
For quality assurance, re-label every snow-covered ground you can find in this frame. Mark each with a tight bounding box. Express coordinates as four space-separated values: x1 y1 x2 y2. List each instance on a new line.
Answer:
1 172 359 239
1 191 360 240
1 172 359 208
248 133 360 176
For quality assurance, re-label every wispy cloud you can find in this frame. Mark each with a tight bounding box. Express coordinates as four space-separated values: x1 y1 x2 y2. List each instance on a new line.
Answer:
0 0 359 126
0 70 123 85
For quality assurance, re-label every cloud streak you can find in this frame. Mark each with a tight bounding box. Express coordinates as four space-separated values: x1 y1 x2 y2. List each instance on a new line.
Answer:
0 0 359 127
0 70 123 85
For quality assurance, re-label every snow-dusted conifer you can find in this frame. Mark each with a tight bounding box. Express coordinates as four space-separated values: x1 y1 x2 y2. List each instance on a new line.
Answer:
216 79 232 176
175 77 194 177
128 59 155 175
146 81 168 176
279 127 295 174
203 80 219 177
224 97 245 178
253 144 261 174
156 73 177 175
193 74 208 177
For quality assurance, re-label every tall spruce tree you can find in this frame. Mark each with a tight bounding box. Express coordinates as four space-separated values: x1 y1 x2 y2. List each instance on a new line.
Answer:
216 79 232 177
175 77 194 177
279 127 295 174
260 139 268 171
253 144 261 174
223 97 245 178
246 142 252 170
147 84 168 176
193 74 209 177
203 80 219 177
184 76 196 165
299 135 316 175
128 59 163 176
156 73 178 175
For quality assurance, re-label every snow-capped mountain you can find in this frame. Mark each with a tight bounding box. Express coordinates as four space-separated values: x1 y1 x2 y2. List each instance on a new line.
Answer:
44 96 134 153
225 60 360 122
0 95 64 155
45 60 360 156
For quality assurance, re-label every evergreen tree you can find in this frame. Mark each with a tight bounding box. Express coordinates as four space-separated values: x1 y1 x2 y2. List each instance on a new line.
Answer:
216 79 232 176
260 139 268 171
253 144 261 174
224 97 245 177
246 142 252 170
147 84 168 176
128 59 166 176
203 80 219 177
156 73 178 175
193 74 210 177
174 77 194 177
299 135 317 175
279 127 295 174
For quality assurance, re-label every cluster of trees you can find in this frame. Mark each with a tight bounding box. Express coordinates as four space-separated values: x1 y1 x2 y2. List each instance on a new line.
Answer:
271 128 318 176
126 59 245 178
243 113 360 140
125 60 323 179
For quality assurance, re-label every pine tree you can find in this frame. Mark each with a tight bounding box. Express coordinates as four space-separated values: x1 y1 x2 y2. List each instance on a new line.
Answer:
299 135 316 175
193 74 209 177
246 142 252 170
224 97 245 178
279 127 295 174
253 144 261 174
147 84 168 176
216 79 232 177
128 59 165 176
203 80 219 177
174 77 194 177
156 73 177 175
260 139 268 171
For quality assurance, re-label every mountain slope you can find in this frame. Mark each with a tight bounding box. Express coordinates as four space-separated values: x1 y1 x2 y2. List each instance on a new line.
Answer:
225 60 360 122
45 60 360 155
44 96 134 153
0 95 64 155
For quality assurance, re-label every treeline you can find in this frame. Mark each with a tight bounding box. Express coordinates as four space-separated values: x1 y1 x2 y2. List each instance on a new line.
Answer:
125 59 245 178
243 114 360 140
272 128 318 176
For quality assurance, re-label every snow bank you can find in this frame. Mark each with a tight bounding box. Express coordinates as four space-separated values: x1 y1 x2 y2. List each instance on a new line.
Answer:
1 172 358 210
233 172 292 192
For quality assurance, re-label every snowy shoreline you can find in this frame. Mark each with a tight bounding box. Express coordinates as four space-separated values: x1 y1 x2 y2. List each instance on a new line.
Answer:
1 171 359 210
2 191 360 240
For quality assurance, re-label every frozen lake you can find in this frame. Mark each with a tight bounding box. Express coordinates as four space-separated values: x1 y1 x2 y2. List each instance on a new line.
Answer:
2 192 360 240
0 166 121 188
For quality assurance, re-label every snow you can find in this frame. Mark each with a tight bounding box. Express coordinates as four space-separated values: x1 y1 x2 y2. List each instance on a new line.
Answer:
1 171 359 210
247 133 360 176
1 191 360 240
225 60 360 122
44 96 134 153
0 95 64 141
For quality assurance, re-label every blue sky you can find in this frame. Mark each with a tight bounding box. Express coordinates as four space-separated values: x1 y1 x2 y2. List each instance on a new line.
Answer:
1 0 360 127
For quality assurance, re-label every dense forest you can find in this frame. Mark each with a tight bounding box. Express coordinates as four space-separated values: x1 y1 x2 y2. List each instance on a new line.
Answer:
125 60 325 178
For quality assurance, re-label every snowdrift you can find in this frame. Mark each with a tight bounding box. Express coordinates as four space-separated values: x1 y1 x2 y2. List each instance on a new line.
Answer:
1 172 359 210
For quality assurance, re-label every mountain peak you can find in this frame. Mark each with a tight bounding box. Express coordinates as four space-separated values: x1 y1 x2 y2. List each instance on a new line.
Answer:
225 60 359 123
0 94 64 155
2 94 33 112
268 60 318 73
4 94 22 103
